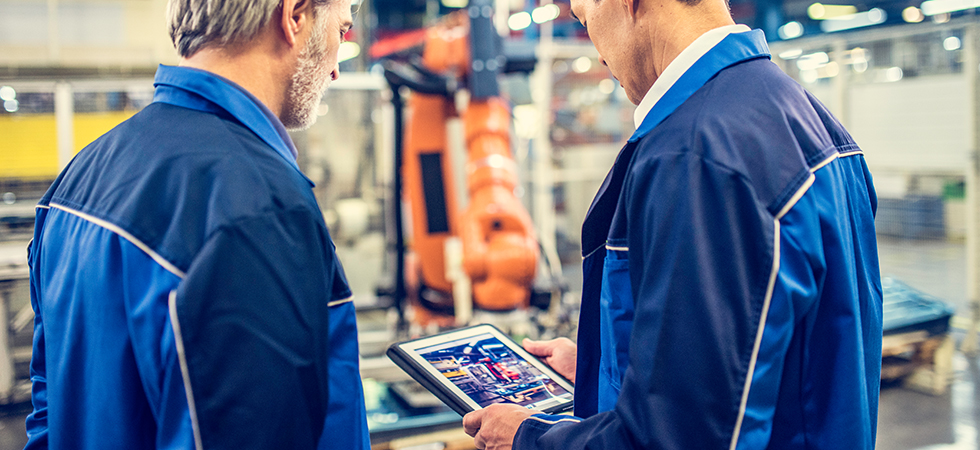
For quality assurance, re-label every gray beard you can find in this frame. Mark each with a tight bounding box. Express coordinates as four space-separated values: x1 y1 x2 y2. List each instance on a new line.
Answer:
281 18 330 131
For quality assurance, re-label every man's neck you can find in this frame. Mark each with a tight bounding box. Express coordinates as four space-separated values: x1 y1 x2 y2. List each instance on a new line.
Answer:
638 2 736 96
179 41 292 118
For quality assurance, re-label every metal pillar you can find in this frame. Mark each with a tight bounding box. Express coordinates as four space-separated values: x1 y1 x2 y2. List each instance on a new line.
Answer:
532 0 562 282
962 23 980 355
55 82 74 172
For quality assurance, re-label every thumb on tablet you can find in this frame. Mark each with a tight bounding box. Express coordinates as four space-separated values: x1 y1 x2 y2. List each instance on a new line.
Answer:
522 338 552 357
523 337 577 384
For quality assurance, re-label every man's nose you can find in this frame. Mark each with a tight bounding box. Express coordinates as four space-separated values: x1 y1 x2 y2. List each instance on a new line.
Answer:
598 56 607 67
331 68 340 81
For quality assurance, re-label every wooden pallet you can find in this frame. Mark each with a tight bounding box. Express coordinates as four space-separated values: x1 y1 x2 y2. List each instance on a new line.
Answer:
881 331 954 396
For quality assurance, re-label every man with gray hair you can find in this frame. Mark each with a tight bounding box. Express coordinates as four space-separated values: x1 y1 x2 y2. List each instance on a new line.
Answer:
23 0 369 448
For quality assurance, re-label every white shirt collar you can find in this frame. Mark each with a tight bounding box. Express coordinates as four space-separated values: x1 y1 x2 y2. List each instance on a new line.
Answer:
633 24 752 129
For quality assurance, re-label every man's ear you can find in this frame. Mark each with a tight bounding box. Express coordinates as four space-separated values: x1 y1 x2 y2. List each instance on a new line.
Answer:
280 0 314 47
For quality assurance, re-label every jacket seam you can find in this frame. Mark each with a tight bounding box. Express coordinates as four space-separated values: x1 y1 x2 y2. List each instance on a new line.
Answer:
169 290 204 450
47 202 186 279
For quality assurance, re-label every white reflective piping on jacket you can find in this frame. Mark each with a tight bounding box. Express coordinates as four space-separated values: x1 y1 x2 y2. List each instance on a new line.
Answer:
328 296 354 307
728 218 780 450
728 151 848 450
169 291 203 450
525 416 582 425
48 203 187 279
605 245 628 252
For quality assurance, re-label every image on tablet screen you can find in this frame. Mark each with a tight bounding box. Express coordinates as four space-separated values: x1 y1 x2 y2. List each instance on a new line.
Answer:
416 332 573 410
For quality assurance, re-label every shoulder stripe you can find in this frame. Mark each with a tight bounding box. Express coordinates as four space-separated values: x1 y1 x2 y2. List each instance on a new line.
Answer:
605 245 629 251
729 218 781 450
35 205 50 210
49 203 186 279
328 296 354 307
810 153 839 173
775 174 814 220
169 291 203 450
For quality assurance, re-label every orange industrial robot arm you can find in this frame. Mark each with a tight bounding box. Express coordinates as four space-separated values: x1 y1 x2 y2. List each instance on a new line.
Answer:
398 9 538 319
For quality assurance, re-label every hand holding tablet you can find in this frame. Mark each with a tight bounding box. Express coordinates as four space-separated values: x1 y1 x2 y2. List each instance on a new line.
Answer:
387 324 575 416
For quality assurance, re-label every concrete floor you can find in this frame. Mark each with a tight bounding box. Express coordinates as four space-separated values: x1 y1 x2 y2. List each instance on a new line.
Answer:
0 237 976 449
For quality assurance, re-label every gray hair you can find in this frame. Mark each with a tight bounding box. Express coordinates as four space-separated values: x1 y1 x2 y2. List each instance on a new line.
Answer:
167 0 330 58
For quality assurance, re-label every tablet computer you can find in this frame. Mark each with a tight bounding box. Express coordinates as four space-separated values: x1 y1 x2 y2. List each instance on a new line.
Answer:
386 324 575 416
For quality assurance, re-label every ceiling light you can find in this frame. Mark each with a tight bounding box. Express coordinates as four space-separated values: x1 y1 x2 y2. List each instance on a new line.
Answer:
778 21 804 40
921 0 980 16
0 86 14 102
820 8 886 33
944 36 962 51
808 3 858 19
903 6 925 22
531 4 560 24
508 11 532 30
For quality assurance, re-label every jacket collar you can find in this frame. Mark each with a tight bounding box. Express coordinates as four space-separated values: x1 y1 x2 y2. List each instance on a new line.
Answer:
151 65 312 186
630 29 770 143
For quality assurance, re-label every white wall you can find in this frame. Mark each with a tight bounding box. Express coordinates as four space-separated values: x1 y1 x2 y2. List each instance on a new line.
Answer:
845 75 968 174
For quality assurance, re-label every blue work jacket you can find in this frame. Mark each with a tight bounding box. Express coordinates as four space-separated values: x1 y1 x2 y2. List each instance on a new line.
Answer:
24 65 370 450
515 30 882 449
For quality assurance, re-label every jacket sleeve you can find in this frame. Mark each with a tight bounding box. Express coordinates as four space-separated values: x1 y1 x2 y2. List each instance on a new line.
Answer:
171 208 343 449
515 151 778 449
25 239 49 449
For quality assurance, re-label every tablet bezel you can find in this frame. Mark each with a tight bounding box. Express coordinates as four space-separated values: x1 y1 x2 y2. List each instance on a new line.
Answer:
393 324 575 413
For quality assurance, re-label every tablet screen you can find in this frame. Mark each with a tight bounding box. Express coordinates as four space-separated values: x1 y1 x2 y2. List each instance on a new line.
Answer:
414 331 574 411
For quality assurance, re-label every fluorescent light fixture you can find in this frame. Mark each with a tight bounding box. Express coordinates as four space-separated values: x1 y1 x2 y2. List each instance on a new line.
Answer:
944 36 962 50
820 8 886 32
921 0 980 15
778 48 804 59
508 11 532 30
0 86 14 102
441 0 468 7
808 3 858 19
903 6 925 22
338 42 360 62
778 21 804 39
532 4 560 24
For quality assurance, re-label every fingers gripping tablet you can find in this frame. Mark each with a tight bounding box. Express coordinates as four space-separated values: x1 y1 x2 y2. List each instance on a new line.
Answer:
387 324 575 416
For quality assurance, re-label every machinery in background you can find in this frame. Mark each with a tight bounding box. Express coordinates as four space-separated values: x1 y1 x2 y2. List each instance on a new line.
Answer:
379 0 556 333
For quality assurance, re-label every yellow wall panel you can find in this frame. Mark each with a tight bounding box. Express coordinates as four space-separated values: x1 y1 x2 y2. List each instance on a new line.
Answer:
0 111 136 179
0 115 58 178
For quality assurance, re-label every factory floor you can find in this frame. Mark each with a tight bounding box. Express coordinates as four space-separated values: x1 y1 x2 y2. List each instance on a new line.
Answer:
0 237 977 449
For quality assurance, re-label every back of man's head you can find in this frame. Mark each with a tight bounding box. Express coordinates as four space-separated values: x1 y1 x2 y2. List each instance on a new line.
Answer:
167 0 329 58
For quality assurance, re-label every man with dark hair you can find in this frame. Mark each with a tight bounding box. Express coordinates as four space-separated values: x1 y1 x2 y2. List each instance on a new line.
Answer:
24 0 369 448
463 0 882 448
